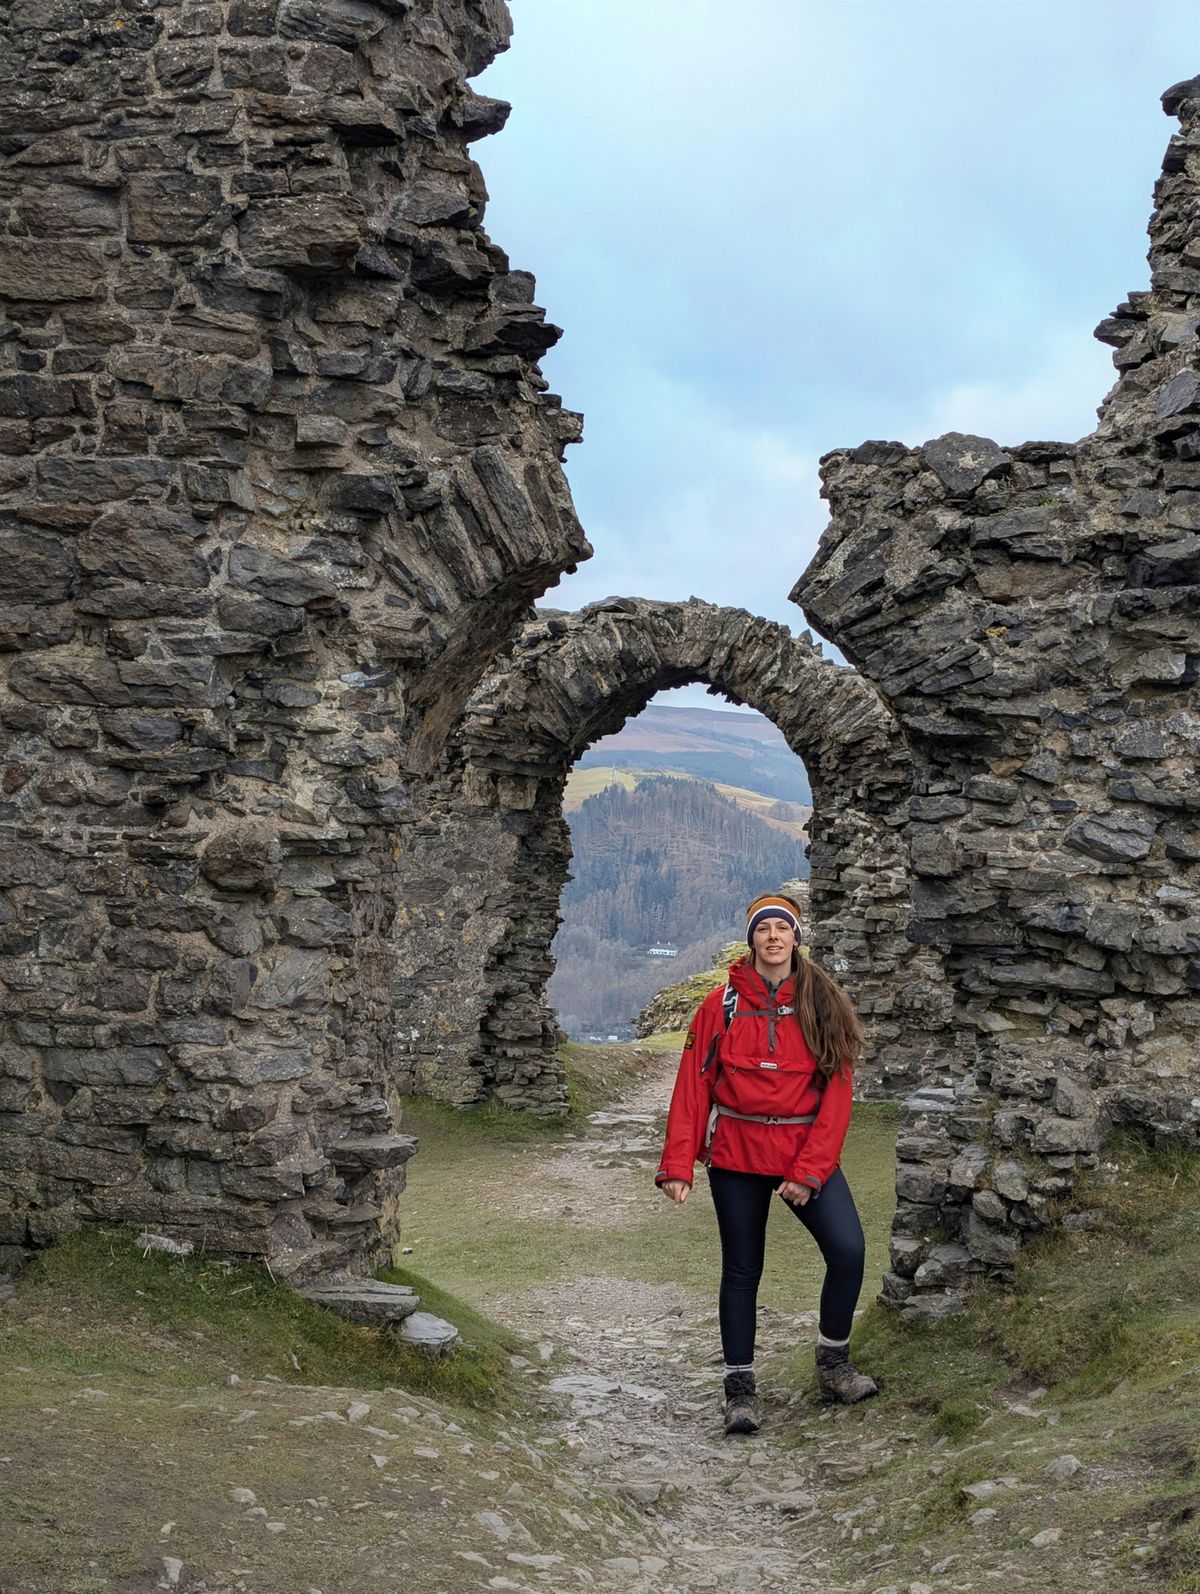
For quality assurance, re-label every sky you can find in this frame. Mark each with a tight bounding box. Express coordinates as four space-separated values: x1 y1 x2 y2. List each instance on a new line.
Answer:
476 0 1198 706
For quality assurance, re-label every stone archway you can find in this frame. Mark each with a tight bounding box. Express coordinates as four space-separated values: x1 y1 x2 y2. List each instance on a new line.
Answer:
792 77 1200 1318
395 597 955 1111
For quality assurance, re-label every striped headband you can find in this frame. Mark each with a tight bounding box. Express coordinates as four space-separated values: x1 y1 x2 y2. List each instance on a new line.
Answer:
745 895 802 946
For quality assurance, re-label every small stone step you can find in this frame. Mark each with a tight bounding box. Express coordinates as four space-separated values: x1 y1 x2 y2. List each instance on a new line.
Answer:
392 1310 460 1357
300 1278 421 1326
328 1133 419 1172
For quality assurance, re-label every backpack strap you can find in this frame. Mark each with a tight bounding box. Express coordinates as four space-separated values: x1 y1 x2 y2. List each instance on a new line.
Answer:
701 981 738 1080
722 981 738 1031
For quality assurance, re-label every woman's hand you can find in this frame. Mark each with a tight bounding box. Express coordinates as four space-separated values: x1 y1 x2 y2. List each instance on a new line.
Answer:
659 1179 691 1204
777 1180 812 1206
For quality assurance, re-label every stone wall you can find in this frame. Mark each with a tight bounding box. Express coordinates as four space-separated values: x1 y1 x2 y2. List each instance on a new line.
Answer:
400 598 955 1111
7 1 1195 1309
0 0 588 1276
794 76 1200 1317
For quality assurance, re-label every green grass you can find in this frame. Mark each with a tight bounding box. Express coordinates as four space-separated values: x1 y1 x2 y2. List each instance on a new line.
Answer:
806 1131 1200 1584
847 1303 1007 1438
1 1228 528 1409
560 1037 671 1114
399 1076 899 1318
828 1131 1200 1413
974 1134 1200 1394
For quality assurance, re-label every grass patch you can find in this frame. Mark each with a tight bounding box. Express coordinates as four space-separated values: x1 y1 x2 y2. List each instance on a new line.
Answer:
399 1075 899 1320
839 1131 1200 1420
560 1038 666 1115
972 1132 1200 1395
374 1262 531 1405
845 1299 1006 1436
0 1228 527 1409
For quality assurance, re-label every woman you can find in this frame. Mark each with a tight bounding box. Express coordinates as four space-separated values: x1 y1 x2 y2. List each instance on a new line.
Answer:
655 893 876 1434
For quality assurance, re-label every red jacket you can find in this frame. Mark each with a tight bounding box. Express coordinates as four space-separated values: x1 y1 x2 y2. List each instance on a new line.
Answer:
654 958 853 1192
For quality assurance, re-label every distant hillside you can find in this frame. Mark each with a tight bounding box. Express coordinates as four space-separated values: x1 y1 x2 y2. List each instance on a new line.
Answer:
564 767 811 843
576 704 811 806
550 775 809 1039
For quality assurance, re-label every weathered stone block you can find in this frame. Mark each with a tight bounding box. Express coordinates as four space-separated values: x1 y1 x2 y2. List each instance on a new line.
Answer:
328 1133 418 1172
251 948 331 1011
1031 1114 1101 1156
126 173 226 244
895 1163 948 1205
37 457 170 503
200 827 282 894
176 1045 309 1085
992 1158 1030 1201
1156 370 1200 419
947 1143 989 1190
278 0 387 47
43 1047 168 1087
1063 812 1157 863
964 1209 1020 1267
227 545 338 608
922 433 1012 496
0 239 104 301
239 196 366 268
300 1277 421 1326
913 1242 972 1288
1052 1075 1094 1119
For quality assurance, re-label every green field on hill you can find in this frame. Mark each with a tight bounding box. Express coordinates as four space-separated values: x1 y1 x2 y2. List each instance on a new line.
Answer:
564 766 810 840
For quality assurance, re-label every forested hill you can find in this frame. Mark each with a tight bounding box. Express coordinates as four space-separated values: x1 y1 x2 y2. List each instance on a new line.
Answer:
564 776 806 941
549 776 808 1038
576 703 811 805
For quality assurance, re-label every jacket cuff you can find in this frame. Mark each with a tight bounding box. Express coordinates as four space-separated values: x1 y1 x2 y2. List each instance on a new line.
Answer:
655 1168 692 1187
791 1169 823 1194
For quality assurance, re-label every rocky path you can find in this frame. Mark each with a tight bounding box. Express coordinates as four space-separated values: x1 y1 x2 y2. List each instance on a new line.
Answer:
1 1056 1146 1593
481 1068 901 1594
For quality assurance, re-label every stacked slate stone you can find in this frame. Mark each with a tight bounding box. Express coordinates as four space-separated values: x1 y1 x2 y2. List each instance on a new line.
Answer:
795 77 1200 1318
417 597 955 1112
0 0 588 1277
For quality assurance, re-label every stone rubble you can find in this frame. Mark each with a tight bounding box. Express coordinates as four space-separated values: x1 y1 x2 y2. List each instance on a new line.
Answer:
298 1275 421 1327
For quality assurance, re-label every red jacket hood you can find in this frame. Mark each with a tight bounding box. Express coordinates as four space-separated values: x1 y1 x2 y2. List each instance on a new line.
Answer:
727 956 796 1009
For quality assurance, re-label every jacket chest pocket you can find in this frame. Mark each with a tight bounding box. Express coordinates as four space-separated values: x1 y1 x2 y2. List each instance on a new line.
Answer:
717 1058 815 1118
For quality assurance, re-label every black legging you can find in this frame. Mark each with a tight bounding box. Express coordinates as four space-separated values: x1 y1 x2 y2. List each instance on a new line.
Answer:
708 1164 866 1364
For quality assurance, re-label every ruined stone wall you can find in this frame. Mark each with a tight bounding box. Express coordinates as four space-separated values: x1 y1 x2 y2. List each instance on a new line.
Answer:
0 0 588 1276
794 76 1200 1318
400 598 955 1111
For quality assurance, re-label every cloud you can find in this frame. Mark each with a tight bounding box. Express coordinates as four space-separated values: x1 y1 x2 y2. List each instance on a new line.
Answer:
898 328 1117 450
545 364 825 630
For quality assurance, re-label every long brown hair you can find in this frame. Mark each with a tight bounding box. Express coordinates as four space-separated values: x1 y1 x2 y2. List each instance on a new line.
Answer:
746 893 862 1080
791 954 863 1082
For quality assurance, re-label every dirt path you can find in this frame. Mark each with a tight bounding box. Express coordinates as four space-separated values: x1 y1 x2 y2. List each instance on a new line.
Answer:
2 1057 1155 1593
481 1067 895 1594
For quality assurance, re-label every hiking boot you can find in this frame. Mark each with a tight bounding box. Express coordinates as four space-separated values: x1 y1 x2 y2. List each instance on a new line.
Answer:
722 1369 762 1435
815 1343 878 1404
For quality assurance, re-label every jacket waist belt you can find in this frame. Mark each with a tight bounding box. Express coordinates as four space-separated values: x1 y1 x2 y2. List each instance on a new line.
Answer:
705 1103 816 1150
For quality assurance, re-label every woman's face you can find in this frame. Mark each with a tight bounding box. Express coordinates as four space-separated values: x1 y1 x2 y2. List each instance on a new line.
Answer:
752 916 796 976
